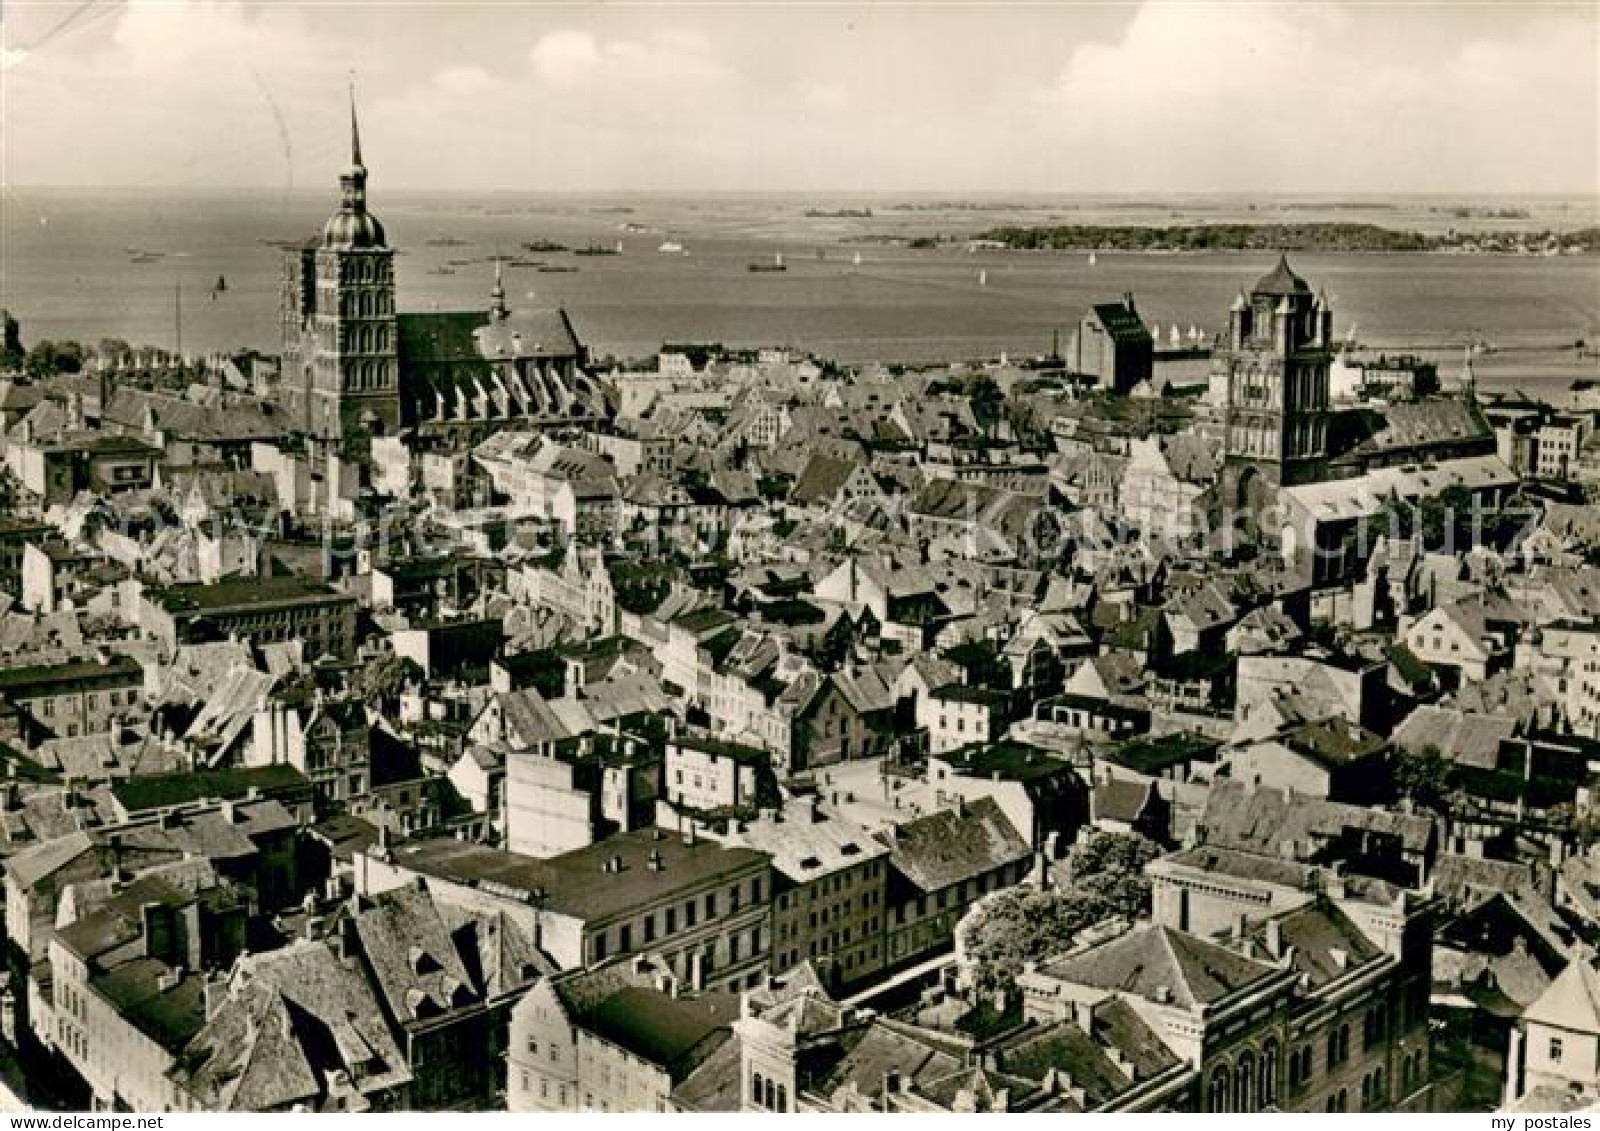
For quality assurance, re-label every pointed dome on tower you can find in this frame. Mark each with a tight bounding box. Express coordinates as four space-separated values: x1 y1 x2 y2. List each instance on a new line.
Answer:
1253 253 1311 297
323 78 387 250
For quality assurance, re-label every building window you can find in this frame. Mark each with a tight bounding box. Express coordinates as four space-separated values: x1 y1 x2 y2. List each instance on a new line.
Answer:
1208 1066 1230 1113
1550 1036 1564 1063
1260 1039 1279 1106
1234 1053 1255 1113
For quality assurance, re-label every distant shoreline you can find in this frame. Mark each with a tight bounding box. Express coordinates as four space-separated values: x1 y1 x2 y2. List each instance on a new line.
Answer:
872 222 1600 256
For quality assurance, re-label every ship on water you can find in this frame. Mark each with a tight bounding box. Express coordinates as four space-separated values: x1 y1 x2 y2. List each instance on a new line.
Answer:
749 252 787 273
658 239 685 254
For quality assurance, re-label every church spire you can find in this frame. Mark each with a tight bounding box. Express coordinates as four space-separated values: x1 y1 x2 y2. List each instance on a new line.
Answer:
349 74 365 172
338 74 369 216
490 257 508 321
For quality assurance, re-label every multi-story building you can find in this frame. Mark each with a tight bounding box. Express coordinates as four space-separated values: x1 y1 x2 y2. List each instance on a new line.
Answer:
47 872 246 1112
1519 619 1600 738
919 683 1009 755
717 799 890 991
349 884 546 1109
925 741 1088 852
356 828 773 994
880 797 1032 969
1017 882 1438 1114
508 957 735 1114
140 576 359 659
664 733 773 813
501 732 660 858
0 654 143 749
0 516 49 599
250 689 371 808
1535 414 1589 481
173 939 414 1111
1503 958 1600 1110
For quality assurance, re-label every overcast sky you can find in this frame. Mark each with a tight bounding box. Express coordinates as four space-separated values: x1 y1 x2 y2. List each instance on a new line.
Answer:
1 1 1596 193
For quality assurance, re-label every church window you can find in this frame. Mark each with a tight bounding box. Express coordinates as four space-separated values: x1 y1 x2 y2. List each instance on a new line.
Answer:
1208 1066 1230 1113
1234 1053 1255 1112
1260 1040 1279 1106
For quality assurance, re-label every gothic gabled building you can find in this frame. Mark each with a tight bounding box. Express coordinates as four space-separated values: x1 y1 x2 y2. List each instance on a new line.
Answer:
1215 256 1335 528
279 92 609 457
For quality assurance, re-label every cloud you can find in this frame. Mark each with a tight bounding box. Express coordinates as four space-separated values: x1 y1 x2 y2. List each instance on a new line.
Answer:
529 30 602 88
528 28 731 94
1 0 1592 192
1030 2 1597 193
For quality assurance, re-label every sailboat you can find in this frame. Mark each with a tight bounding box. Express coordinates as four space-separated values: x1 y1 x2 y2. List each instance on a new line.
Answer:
1088 252 1097 266
852 252 863 267
978 270 988 287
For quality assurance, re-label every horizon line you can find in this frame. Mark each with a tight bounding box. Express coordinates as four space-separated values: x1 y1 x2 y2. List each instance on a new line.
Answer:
5 183 1598 200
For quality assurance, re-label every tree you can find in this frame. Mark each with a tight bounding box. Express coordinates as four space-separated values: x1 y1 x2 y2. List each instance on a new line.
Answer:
1394 744 1455 814
1 310 22 370
25 339 84 377
349 654 422 707
1064 830 1161 918
961 830 1162 993
960 887 1105 993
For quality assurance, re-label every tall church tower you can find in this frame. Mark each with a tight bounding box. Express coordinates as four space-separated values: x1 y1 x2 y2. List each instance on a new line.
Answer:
1216 255 1334 529
282 85 400 450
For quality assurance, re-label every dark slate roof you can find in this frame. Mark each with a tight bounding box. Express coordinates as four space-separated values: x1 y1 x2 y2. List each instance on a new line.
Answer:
474 309 583 361
586 985 737 1075
104 388 286 443
790 453 858 507
1090 301 1152 345
880 796 1031 893
997 1019 1135 1106
1037 924 1277 1010
1094 779 1155 824
1246 901 1383 987
380 830 768 923
1105 734 1219 775
111 764 309 814
1200 781 1436 857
